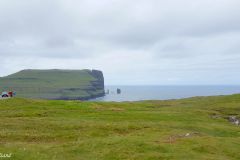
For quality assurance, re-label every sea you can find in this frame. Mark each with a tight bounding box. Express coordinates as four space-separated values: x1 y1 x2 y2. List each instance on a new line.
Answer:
92 85 240 102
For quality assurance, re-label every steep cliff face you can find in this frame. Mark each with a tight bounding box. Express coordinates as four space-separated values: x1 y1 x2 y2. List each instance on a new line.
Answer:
88 69 104 89
85 70 105 99
0 69 105 100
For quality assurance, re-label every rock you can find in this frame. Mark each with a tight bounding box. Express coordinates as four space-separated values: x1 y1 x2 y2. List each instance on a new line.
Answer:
117 88 121 94
234 120 239 125
228 116 239 126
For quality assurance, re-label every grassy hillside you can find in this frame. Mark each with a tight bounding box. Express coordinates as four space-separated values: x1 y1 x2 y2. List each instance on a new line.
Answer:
0 69 105 100
0 95 240 159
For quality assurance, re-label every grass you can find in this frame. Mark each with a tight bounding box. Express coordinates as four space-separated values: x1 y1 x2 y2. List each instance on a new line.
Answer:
0 94 240 159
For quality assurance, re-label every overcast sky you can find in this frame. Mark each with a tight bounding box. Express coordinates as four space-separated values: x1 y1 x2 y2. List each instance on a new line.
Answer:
0 0 240 85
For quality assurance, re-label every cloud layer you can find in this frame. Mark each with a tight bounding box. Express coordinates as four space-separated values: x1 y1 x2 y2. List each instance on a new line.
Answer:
0 0 240 85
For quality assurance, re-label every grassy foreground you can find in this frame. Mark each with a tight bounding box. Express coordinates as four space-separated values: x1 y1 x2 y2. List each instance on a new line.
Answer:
0 95 240 160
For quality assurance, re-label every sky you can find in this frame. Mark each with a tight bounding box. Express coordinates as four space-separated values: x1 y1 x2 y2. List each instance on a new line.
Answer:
0 0 240 85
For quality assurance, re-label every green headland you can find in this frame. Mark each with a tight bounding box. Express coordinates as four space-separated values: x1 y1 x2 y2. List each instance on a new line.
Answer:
0 94 240 159
0 69 105 100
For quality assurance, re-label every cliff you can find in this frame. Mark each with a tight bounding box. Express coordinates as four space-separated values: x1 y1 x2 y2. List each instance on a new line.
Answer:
0 69 105 100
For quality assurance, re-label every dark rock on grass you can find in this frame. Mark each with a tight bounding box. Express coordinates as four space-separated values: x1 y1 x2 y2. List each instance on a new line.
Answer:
228 116 240 126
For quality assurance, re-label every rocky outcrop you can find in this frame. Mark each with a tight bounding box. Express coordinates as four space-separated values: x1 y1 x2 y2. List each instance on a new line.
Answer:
228 116 240 126
88 70 105 90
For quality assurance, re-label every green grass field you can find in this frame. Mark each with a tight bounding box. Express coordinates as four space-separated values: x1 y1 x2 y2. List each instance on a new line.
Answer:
0 94 240 160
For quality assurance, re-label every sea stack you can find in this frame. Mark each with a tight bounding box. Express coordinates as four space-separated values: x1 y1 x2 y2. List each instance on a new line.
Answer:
117 88 121 94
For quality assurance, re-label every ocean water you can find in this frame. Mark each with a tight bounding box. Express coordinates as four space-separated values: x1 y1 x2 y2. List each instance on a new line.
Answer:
93 85 240 102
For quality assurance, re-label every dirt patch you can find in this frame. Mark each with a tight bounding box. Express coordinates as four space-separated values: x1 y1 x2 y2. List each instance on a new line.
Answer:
162 132 202 144
90 104 125 112
210 113 222 119
109 107 125 112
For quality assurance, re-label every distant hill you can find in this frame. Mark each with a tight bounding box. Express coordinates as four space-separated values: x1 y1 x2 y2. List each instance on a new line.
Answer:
0 69 105 100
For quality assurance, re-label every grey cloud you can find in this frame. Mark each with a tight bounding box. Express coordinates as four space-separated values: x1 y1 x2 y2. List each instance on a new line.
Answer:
0 0 240 84
1 0 240 54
